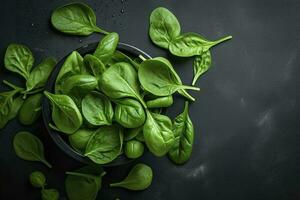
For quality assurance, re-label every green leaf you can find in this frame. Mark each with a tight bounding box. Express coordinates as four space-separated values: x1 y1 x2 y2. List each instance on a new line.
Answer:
169 33 232 57
51 2 109 36
192 51 212 85
26 57 57 92
110 163 152 190
41 189 60 200
107 51 140 70
55 51 83 93
13 131 52 168
146 95 173 108
99 62 146 107
44 91 83 134
18 93 43 125
114 98 146 128
143 110 174 157
69 129 94 153
168 102 194 164
124 140 144 159
83 54 106 77
29 171 46 188
8 96 24 120
61 74 98 96
81 92 113 126
4 43 34 80
85 125 123 164
149 7 181 49
124 126 143 141
94 32 119 64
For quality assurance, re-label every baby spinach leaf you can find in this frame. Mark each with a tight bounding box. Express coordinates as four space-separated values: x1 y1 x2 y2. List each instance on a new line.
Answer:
44 91 83 134
65 165 105 200
85 125 123 164
146 95 173 108
110 163 153 190
61 74 98 96
168 102 194 165
114 98 146 128
99 62 146 107
169 33 232 57
83 54 106 77
139 57 200 97
149 7 181 49
41 188 60 200
51 2 108 36
8 96 24 121
4 43 34 80
124 140 144 159
192 51 212 85
26 57 57 92
135 130 145 142
55 51 83 93
143 110 174 157
82 91 113 126
18 93 43 125
94 32 119 64
124 126 143 141
29 171 46 188
69 129 94 153
13 131 52 168
107 51 140 70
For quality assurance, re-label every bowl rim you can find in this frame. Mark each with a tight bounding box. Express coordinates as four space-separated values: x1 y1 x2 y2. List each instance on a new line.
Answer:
42 42 151 167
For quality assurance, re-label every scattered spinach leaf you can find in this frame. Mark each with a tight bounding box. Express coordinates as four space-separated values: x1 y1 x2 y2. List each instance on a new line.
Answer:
29 171 46 188
18 93 43 125
41 188 60 200
192 50 212 85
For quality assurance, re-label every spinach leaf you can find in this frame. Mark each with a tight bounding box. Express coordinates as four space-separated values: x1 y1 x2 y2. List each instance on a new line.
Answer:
146 95 173 108
107 51 140 70
13 131 52 168
44 91 83 134
110 163 153 190
114 98 146 128
29 171 46 188
61 74 98 96
18 93 43 125
26 57 57 92
143 110 174 156
82 91 113 126
8 96 24 121
192 51 212 85
124 126 143 141
135 130 145 142
138 57 200 97
168 101 194 164
51 2 108 36
0 89 22 129
124 140 144 159
169 33 232 57
4 43 34 80
41 189 60 200
149 7 181 49
65 165 105 200
69 129 94 153
85 125 123 164
83 54 106 77
99 62 146 107
94 32 119 64
55 51 83 93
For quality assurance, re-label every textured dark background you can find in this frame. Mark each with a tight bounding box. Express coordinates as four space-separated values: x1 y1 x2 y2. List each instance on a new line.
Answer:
1 0 300 199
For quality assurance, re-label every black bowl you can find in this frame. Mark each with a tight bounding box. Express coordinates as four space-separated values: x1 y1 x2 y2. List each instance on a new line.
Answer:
42 42 151 166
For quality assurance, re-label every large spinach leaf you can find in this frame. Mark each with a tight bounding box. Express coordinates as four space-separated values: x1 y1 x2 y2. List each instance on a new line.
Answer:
4 43 34 80
192 50 212 85
61 74 98 96
44 91 82 134
85 125 123 164
51 2 108 36
114 98 146 128
81 92 113 126
143 110 174 156
13 131 52 168
99 62 146 107
94 32 119 64
168 102 194 164
149 7 181 49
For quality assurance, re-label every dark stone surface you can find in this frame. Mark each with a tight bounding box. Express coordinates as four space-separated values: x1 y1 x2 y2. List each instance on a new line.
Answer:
1 0 300 199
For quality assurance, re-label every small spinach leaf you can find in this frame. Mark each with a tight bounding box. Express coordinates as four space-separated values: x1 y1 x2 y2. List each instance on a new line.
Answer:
85 125 123 164
149 7 181 49
4 43 34 80
94 32 119 64
124 126 143 141
82 91 113 126
13 131 52 168
29 171 46 188
110 163 153 190
143 110 174 156
192 51 212 85
146 95 173 108
41 189 60 200
18 93 43 125
83 54 106 77
44 91 83 134
124 140 144 159
51 2 108 36
168 102 194 164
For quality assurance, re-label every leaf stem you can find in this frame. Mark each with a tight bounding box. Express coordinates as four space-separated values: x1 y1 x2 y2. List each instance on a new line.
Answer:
41 159 52 168
178 90 195 101
21 87 44 95
2 80 24 91
139 55 147 61
94 26 109 35
181 85 200 91
211 35 232 47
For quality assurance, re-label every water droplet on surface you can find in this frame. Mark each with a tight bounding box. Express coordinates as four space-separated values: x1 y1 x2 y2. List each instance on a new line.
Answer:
112 14 116 17
31 23 34 27
121 0 124 3
79 39 83 43
121 9 124 13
